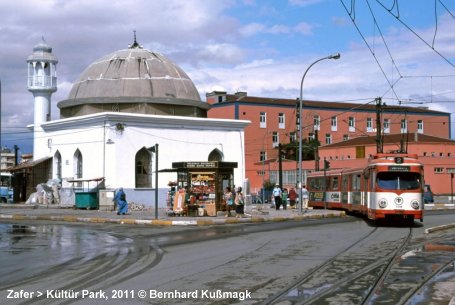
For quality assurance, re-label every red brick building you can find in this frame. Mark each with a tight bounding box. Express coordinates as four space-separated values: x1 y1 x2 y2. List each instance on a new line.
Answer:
207 91 454 195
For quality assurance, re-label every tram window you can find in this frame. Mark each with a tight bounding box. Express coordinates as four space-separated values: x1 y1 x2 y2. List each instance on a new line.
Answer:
352 174 361 191
342 176 348 191
309 178 324 190
331 177 339 190
376 172 421 190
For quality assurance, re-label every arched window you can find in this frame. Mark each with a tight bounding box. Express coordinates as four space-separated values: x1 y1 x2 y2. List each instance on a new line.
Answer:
74 149 83 179
135 147 152 188
208 148 224 162
54 150 62 180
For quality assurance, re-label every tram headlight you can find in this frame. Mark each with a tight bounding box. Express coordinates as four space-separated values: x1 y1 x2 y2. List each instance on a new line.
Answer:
378 198 388 209
411 200 420 210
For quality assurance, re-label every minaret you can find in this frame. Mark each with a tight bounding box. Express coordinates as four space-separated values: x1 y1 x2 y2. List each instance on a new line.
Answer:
27 38 58 158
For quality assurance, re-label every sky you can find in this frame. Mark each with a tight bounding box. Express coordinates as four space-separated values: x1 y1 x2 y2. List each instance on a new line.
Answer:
1 0 455 154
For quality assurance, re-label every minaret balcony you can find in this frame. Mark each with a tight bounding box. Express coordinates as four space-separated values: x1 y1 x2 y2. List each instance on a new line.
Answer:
28 75 57 90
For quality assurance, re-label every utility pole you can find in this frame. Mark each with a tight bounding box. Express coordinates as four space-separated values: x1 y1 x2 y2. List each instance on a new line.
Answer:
314 130 320 171
278 143 283 188
375 97 383 154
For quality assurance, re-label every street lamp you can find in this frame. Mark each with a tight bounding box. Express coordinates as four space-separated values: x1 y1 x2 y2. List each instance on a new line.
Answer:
298 53 340 214
147 144 159 219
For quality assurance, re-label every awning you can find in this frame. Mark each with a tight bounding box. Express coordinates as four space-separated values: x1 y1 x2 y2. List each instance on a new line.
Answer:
8 156 52 171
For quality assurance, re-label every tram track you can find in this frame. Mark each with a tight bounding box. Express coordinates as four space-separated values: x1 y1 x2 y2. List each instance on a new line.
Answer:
2 232 164 305
263 226 414 305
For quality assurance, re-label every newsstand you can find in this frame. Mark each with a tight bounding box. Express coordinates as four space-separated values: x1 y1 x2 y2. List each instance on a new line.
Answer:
171 161 237 216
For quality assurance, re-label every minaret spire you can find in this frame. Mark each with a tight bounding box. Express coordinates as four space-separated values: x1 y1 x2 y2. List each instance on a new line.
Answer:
128 30 143 49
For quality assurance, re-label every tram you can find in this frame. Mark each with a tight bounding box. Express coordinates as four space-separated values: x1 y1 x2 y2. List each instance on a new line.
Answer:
307 153 424 222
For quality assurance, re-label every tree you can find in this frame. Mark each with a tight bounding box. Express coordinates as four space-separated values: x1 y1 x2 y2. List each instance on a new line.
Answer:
280 138 320 161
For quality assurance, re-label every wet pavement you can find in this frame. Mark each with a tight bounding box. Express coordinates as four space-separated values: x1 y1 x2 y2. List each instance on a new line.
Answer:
0 204 345 226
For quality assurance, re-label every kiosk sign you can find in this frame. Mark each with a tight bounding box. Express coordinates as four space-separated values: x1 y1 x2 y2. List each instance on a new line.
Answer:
185 162 217 168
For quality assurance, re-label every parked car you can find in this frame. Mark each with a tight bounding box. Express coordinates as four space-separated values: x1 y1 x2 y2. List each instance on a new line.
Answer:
423 184 434 203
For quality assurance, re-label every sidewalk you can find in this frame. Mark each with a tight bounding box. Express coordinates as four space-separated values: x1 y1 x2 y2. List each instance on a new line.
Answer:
0 204 345 226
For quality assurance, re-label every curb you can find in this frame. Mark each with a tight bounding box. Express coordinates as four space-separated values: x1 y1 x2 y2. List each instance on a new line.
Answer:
0 211 346 226
424 223 455 234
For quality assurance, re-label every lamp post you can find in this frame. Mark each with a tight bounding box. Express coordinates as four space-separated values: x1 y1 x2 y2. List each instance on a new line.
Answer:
298 53 340 214
147 144 159 219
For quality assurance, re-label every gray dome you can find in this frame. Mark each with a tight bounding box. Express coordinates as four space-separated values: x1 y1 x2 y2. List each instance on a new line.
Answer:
58 46 209 119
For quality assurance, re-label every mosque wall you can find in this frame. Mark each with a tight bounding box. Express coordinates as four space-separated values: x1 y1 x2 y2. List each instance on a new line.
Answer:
39 113 248 207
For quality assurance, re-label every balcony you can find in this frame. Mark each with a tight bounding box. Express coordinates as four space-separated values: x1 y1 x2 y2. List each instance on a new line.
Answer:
28 75 57 90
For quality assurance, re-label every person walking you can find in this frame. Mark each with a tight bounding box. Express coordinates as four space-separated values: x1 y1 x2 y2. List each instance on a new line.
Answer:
224 187 234 217
301 184 309 212
288 187 297 209
114 187 128 215
282 188 288 210
273 184 282 210
234 186 245 218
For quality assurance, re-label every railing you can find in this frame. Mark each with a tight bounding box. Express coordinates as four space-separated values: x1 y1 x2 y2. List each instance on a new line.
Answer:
28 76 57 88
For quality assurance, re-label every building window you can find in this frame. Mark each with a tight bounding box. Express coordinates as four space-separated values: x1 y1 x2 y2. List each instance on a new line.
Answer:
331 116 337 131
135 147 153 188
325 133 332 145
208 148 224 161
314 115 320 131
289 132 296 142
74 149 83 179
54 150 62 180
343 134 349 141
278 113 285 129
383 119 390 133
260 112 266 128
272 132 279 147
434 167 444 174
308 132 315 140
417 120 423 133
260 151 267 162
401 119 408 133
366 117 373 132
348 117 355 132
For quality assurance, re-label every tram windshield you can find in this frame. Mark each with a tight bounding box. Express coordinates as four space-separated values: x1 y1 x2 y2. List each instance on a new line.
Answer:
376 172 421 190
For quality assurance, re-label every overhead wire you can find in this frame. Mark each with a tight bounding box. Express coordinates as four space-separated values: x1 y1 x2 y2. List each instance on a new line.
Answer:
340 0 401 102
375 0 455 68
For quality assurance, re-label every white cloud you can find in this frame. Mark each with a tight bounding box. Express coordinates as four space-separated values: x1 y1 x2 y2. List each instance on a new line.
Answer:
240 23 266 37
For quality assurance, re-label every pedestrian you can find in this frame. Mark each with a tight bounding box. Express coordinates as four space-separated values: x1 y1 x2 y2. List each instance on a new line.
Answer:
273 184 282 210
224 187 234 217
302 184 309 212
282 188 288 210
234 186 245 218
288 187 297 209
114 187 128 215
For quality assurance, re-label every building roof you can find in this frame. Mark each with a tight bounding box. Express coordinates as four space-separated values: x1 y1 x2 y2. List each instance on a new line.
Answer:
209 92 449 116
321 133 455 149
27 39 58 63
58 40 204 114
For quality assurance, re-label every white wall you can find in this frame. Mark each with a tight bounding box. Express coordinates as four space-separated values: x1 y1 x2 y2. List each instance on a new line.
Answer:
41 113 249 207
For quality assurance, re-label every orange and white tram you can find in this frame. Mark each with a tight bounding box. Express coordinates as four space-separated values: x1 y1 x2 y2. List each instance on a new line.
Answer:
307 153 424 222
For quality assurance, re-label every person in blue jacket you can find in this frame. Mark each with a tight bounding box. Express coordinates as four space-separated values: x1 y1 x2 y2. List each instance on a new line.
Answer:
114 187 128 215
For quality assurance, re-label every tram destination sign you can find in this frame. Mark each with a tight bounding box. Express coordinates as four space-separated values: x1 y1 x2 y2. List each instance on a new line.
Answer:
388 165 410 172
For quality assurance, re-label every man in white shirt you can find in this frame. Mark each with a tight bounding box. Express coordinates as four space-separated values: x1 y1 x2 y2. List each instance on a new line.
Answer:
273 184 282 210
301 184 309 211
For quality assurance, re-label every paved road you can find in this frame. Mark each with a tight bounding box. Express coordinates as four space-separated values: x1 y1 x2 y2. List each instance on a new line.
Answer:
1 210 454 305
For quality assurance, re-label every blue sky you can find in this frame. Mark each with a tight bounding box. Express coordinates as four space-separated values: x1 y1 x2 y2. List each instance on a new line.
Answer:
1 0 454 154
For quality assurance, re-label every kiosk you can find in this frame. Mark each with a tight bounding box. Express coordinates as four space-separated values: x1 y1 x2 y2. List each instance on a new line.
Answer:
68 177 104 209
171 161 237 216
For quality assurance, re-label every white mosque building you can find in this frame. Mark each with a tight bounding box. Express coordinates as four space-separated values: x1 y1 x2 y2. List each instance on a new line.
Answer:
21 37 249 208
